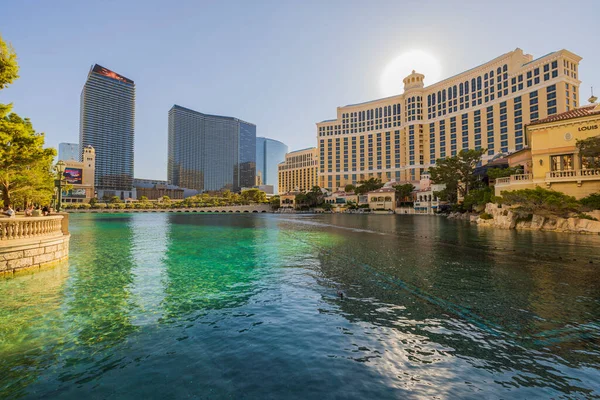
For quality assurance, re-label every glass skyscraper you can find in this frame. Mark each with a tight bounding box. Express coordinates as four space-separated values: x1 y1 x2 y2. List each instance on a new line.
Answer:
168 105 256 192
79 64 135 199
256 137 288 193
58 142 80 161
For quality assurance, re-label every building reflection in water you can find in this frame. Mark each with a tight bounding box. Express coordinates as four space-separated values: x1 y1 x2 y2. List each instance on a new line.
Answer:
128 213 170 326
58 214 139 384
286 214 600 397
0 262 70 398
159 214 265 323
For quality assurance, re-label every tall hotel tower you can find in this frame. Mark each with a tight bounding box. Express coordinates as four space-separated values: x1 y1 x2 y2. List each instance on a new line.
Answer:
256 137 288 193
317 48 582 191
80 64 135 200
168 105 256 192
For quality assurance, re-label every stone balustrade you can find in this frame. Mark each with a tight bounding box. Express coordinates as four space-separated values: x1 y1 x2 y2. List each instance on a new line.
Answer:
546 168 600 182
0 216 65 241
495 174 533 187
0 214 70 276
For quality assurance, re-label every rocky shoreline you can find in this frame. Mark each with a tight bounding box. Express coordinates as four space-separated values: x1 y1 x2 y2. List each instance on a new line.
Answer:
448 203 600 234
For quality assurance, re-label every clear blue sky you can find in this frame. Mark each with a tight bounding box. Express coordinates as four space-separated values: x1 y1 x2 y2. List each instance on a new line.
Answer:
2 0 599 180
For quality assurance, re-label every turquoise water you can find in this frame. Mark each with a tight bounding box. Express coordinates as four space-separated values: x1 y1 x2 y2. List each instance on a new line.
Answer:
1 213 599 399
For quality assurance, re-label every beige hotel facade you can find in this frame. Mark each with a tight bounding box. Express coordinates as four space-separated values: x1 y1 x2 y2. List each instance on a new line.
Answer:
278 147 319 194
316 48 582 191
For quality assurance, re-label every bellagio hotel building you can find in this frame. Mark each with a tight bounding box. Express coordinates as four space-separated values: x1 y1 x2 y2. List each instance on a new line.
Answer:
317 48 582 191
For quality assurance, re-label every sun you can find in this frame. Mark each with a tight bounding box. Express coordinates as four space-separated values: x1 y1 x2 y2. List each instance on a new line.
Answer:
380 50 442 97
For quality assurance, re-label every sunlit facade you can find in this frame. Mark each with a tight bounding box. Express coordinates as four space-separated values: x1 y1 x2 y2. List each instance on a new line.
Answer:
317 48 582 191
495 102 600 198
168 105 256 192
278 147 319 194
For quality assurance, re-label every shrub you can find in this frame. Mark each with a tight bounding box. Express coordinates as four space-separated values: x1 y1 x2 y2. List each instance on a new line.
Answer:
479 212 493 220
95 203 107 209
80 203 91 209
463 187 493 212
580 193 600 211
499 187 580 218
117 203 126 209
576 213 598 221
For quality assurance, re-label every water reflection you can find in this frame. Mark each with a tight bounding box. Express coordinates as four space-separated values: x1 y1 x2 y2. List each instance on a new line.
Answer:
0 263 70 398
284 214 600 397
0 213 598 398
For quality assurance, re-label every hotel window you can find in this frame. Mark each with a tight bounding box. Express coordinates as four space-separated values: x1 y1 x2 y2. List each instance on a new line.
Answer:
551 154 574 171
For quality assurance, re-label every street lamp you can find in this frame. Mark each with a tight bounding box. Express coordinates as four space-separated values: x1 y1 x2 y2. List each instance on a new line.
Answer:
54 160 66 212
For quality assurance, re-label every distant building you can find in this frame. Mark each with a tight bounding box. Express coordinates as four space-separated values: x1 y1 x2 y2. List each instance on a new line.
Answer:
256 137 288 193
367 187 397 211
279 191 301 209
58 143 79 161
413 172 445 214
278 147 319 194
133 178 184 200
168 105 256 193
80 64 135 200
317 48 583 190
62 145 96 203
495 101 600 198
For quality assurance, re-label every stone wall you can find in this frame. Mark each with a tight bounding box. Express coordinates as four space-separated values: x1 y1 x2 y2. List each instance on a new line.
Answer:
0 215 70 276
475 203 600 234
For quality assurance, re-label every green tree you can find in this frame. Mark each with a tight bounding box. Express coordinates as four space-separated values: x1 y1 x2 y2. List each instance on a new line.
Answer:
270 195 280 209
393 183 415 205
161 195 171 202
355 178 383 195
0 105 56 207
0 34 19 89
345 200 359 210
295 193 308 208
139 195 148 202
499 187 580 218
487 166 524 181
110 195 122 204
304 186 324 207
344 184 356 193
240 188 267 203
429 148 486 203
0 35 55 207
462 187 493 212
577 136 600 168
320 203 333 211
580 193 600 210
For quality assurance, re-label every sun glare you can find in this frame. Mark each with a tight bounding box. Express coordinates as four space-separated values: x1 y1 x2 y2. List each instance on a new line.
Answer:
380 50 443 97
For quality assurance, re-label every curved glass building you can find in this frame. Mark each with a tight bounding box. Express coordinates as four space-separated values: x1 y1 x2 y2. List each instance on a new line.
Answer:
256 137 288 193
168 105 256 192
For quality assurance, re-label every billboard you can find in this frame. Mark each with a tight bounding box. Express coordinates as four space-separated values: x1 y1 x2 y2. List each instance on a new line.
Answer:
63 168 83 184
92 64 134 84
62 189 86 198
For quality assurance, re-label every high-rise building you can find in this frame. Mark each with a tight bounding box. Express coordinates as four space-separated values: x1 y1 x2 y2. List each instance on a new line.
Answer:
80 64 135 199
256 137 288 193
316 48 582 191
58 142 80 161
168 105 256 192
278 147 319 194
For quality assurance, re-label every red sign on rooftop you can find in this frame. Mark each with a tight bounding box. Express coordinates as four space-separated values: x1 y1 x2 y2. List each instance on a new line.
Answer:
92 64 133 84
